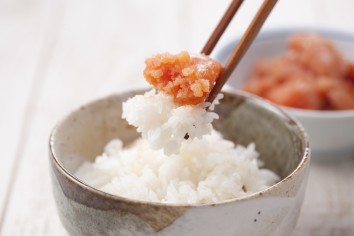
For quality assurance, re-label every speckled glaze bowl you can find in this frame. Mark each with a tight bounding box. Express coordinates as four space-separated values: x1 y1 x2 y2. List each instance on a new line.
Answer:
49 90 310 236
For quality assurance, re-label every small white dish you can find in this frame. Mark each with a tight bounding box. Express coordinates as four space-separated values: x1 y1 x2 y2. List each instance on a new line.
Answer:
216 28 354 155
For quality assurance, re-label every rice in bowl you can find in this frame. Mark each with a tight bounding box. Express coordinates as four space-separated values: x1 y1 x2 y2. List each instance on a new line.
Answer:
75 90 279 204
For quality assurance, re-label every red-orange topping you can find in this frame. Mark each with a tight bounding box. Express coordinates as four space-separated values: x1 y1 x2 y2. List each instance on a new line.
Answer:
144 51 223 105
243 34 354 110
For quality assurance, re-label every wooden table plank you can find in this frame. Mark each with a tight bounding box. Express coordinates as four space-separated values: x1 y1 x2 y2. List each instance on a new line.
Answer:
0 0 55 220
293 153 354 236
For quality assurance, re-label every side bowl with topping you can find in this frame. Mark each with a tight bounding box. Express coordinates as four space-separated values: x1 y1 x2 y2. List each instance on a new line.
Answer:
217 28 354 155
49 89 309 236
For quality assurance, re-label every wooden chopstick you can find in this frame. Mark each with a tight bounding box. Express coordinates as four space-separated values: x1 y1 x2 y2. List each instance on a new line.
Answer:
201 0 244 55
206 0 278 104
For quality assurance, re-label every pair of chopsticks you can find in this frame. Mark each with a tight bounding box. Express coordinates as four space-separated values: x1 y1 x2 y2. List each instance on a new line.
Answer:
204 0 278 104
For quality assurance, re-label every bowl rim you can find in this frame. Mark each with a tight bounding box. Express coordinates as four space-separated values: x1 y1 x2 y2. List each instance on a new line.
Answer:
49 90 310 208
216 26 354 116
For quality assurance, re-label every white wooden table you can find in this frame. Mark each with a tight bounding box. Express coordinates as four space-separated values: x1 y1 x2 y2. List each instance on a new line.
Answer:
0 0 353 235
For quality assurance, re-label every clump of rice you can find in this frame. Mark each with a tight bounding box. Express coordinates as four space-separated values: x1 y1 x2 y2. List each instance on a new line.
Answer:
75 131 279 204
122 89 221 155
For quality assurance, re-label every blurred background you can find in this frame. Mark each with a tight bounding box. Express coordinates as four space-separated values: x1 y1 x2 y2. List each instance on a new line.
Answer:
0 0 353 235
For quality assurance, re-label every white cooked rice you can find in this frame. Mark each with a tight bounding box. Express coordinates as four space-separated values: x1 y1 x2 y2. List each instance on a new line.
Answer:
75 90 279 204
122 89 221 155
75 131 279 204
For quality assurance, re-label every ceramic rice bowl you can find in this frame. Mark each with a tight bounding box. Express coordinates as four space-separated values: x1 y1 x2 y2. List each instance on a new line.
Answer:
49 90 310 236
